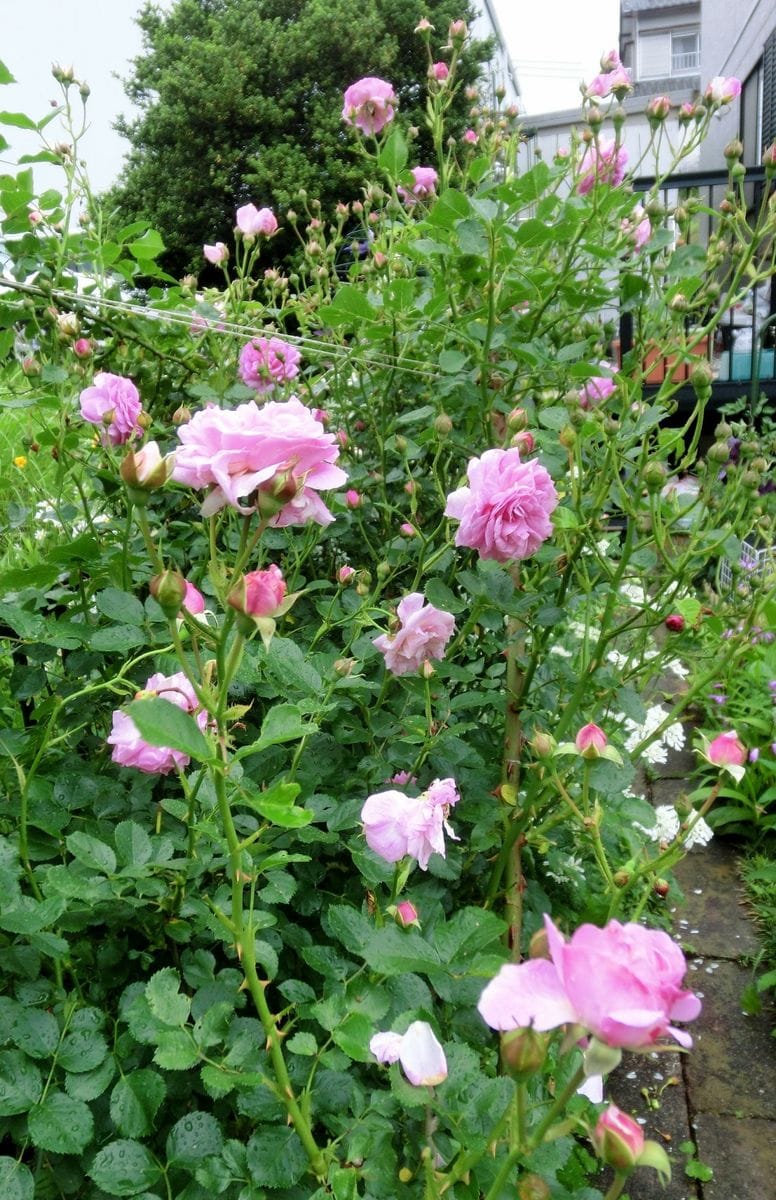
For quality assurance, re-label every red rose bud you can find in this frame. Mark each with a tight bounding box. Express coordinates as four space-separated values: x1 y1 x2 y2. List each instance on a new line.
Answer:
575 722 608 759
665 613 685 632
228 564 287 620
395 900 419 927
150 569 187 618
654 878 670 898
593 1104 645 1171
501 1027 550 1079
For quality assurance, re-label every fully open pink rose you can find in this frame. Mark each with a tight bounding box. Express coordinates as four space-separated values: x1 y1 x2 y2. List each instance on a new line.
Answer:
370 1021 447 1085
444 447 558 562
172 397 346 520
478 914 701 1050
108 671 207 775
79 372 143 446
235 204 277 236
361 777 459 871
238 336 301 392
342 77 397 134
373 593 455 676
578 374 616 409
577 139 628 195
399 166 438 205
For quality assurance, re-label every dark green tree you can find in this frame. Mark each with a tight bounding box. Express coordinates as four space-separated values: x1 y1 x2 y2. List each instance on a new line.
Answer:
109 0 492 275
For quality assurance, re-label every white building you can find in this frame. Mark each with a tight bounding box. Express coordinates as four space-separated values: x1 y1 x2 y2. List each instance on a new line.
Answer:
471 0 522 110
699 0 776 168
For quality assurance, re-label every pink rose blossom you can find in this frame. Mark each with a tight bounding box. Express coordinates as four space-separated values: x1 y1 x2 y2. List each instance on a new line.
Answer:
203 241 229 264
577 139 628 195
444 447 558 562
238 336 301 393
585 65 631 99
578 374 616 409
622 204 651 251
108 671 207 775
600 49 623 71
370 1021 447 1086
431 61 449 82
391 770 416 786
229 564 287 618
172 396 346 521
463 128 478 145
594 1105 645 1169
478 913 701 1050
395 900 419 927
346 489 361 508
342 77 397 135
707 730 746 767
373 593 455 676
79 372 143 446
235 204 278 236
337 565 355 585
361 778 459 871
182 580 206 615
399 166 438 205
704 76 742 105
575 723 608 758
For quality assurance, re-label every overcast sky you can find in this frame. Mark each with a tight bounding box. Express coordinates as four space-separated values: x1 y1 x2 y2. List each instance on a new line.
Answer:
0 0 619 196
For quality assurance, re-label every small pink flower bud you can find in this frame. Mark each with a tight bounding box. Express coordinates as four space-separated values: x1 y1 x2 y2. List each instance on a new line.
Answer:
203 241 229 264
395 900 419 927
593 1105 645 1170
336 429 348 448
463 128 478 145
448 19 467 39
707 730 746 768
73 337 93 358
400 522 416 537
414 16 433 33
182 580 206 615
337 565 355 585
228 565 287 620
373 250 387 268
150 570 187 618
22 356 41 376
575 722 608 759
346 489 361 509
56 312 80 337
430 61 449 82
120 441 170 494
647 95 671 121
511 430 535 455
665 613 685 632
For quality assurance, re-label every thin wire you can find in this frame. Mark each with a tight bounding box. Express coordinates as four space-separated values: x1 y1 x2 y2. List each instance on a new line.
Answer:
0 275 442 382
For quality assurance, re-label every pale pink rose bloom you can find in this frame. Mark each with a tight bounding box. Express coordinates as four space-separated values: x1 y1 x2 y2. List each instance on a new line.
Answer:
370 1021 447 1086
405 797 458 869
707 730 746 767
578 374 616 409
238 336 301 392
342 77 397 134
577 139 628 195
399 165 438 205
172 396 346 520
239 564 287 617
108 671 207 775
444 447 558 562
622 204 651 251
594 1104 645 1169
704 76 742 104
373 593 455 676
431 61 449 82
361 790 417 863
585 64 631 99
235 204 278 236
182 580 206 615
478 914 701 1050
79 372 143 446
426 777 460 809
203 241 228 264
575 723 608 757
600 49 622 71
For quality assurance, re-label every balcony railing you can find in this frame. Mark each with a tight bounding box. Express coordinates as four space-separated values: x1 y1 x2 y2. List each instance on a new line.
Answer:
671 51 700 73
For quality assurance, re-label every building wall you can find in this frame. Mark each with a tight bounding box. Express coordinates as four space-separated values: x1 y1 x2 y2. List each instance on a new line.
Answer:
471 0 521 109
700 0 776 167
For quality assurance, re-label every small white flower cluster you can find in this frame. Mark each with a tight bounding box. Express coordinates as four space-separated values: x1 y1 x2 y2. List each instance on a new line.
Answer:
619 581 647 606
545 853 585 884
619 703 685 764
635 804 713 850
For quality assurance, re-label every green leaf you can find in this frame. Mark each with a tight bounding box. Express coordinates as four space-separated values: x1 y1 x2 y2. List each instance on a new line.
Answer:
65 832 117 876
0 62 17 84
95 588 146 626
28 1091 94 1154
432 907 506 966
362 926 441 976
58 1027 109 1073
287 1032 317 1056
64 1055 116 1101
0 1158 33 1200
424 578 465 614
126 697 211 764
378 128 408 176
245 1126 308 1188
89 1139 162 1196
0 1050 42 1114
146 968 191 1026
332 1012 373 1062
128 228 165 259
0 110 36 129
115 820 153 867
252 703 317 753
10 1008 59 1059
152 1030 199 1070
166 1110 224 1166
319 285 378 328
91 625 146 653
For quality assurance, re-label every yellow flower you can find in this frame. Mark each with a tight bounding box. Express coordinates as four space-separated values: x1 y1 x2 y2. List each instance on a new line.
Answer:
13 455 28 469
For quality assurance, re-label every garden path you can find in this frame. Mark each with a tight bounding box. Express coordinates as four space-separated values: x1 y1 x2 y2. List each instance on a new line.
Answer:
609 748 776 1200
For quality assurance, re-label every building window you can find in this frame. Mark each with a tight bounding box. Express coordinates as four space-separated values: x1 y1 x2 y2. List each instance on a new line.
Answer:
671 31 700 74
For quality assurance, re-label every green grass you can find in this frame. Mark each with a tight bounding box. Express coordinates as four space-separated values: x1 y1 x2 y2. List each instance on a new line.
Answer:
740 853 776 1024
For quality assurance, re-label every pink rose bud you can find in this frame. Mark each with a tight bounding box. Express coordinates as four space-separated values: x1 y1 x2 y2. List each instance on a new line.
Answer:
395 900 419 927
647 95 671 121
600 49 622 71
463 129 478 145
73 337 93 358
763 142 776 171
678 101 698 122
337 429 348 447
22 356 40 376
594 1104 645 1170
400 522 416 537
511 430 535 455
501 1027 550 1079
28 209 43 225
203 241 229 264
370 1021 447 1086
313 408 330 423
665 613 685 632
373 250 387 268
431 61 449 82
56 312 80 337
182 580 206 615
337 565 355 585
346 489 361 508
704 76 742 105
707 730 746 767
229 564 287 619
150 569 187 618
575 722 608 759
415 17 433 32
120 441 170 495
448 19 467 39
235 204 278 237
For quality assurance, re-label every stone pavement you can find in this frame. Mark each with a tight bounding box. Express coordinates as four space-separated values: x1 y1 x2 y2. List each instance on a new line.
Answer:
607 748 776 1200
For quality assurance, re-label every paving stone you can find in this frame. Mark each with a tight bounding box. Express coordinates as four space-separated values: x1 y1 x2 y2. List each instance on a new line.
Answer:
683 960 775 1119
650 776 697 808
672 843 760 960
650 747 697 779
609 1051 696 1200
692 1114 776 1200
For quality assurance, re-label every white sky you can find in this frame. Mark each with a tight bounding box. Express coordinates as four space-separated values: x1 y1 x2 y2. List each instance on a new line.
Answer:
0 0 618 196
